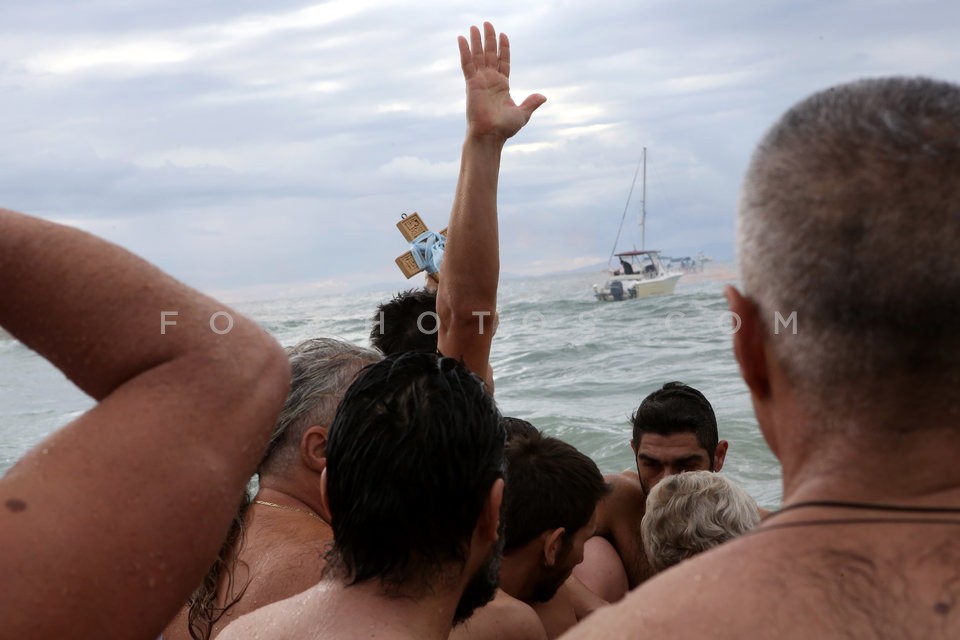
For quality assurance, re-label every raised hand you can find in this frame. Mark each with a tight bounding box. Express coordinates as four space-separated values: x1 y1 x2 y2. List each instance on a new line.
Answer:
458 22 546 142
439 22 543 394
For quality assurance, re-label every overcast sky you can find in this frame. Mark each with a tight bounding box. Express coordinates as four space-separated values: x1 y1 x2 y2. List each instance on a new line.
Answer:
3 0 959 298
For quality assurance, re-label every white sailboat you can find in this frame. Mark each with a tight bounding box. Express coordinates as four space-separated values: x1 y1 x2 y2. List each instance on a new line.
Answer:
593 148 681 302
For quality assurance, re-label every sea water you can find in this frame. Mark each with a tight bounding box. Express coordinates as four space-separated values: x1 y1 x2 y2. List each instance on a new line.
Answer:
0 269 783 508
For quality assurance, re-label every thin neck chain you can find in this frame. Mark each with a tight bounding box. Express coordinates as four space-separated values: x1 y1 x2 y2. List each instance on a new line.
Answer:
769 499 960 518
254 499 326 523
755 499 960 534
754 516 960 534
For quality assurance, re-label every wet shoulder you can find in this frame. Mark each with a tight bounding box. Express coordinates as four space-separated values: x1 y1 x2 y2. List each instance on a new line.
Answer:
453 590 548 640
561 525 960 639
596 472 644 533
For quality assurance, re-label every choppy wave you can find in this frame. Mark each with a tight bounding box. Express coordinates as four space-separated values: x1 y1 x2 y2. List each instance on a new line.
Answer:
0 271 782 506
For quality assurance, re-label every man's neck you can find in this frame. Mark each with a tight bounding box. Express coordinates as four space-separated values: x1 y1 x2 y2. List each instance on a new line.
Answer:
780 422 960 506
498 549 539 602
255 480 330 524
319 575 462 640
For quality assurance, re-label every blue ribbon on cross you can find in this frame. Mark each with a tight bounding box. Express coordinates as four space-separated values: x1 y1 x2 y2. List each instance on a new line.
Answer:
409 230 446 274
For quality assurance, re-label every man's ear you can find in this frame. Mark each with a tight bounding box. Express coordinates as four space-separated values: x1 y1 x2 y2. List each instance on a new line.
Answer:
724 286 770 400
630 437 639 458
713 440 729 472
543 527 566 566
478 478 504 543
300 426 329 473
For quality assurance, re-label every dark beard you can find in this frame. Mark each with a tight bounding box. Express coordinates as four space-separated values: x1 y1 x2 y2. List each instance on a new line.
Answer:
528 561 568 603
635 460 650 497
452 536 504 625
528 540 575 604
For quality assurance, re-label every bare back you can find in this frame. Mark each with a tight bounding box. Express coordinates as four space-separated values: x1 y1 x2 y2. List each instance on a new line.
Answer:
451 589 548 640
563 520 960 639
165 504 333 640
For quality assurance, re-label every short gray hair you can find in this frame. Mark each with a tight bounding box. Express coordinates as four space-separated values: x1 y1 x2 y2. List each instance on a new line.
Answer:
260 337 382 474
641 471 759 574
739 77 960 417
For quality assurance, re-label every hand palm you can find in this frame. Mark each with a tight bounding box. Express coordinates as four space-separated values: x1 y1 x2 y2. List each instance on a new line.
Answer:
459 23 546 141
466 69 527 138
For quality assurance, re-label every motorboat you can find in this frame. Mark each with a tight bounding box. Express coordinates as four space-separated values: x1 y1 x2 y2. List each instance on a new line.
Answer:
593 250 681 301
593 148 682 301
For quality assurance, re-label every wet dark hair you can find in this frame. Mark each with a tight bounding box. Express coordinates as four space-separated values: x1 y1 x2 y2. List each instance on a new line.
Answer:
370 288 438 354
501 416 541 442
501 430 609 553
185 489 252 640
325 351 505 587
631 382 719 465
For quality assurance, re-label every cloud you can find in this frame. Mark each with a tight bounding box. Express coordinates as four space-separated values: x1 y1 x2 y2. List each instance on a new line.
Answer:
378 155 459 180
3 0 960 295
20 0 378 76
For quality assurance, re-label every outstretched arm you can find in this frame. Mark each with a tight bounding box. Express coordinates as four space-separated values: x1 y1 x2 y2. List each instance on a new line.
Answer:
437 22 545 393
0 209 290 640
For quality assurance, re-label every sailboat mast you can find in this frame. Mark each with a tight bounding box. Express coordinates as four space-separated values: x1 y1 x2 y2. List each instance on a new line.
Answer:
607 153 644 266
640 147 647 251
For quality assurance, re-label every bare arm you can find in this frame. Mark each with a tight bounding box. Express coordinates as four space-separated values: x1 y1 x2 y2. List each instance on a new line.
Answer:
532 577 609 639
437 22 545 392
585 473 652 590
572 537 629 604
0 209 290 640
565 575 609 620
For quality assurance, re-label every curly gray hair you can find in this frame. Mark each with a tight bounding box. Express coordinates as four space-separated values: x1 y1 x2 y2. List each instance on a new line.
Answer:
641 471 759 573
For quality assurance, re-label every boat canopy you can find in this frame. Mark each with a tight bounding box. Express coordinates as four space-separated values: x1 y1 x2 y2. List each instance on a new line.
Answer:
614 250 662 257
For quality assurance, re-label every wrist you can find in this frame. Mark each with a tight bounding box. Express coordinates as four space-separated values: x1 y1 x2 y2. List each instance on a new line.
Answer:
464 129 510 148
